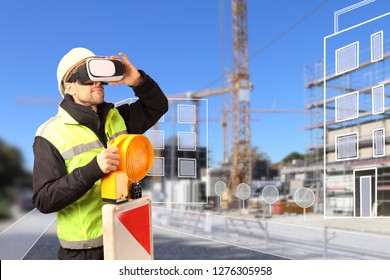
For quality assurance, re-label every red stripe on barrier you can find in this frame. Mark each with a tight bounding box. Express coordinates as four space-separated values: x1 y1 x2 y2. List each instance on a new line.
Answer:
116 204 151 255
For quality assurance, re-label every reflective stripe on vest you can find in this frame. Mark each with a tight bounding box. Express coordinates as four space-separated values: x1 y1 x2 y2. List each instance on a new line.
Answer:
61 131 127 160
61 140 104 160
59 236 104 250
111 130 127 141
36 106 127 249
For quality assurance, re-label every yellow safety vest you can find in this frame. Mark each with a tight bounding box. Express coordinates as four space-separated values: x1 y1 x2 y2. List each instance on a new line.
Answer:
36 106 127 249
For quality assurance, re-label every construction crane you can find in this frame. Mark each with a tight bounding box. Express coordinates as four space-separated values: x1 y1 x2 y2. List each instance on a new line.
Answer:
229 0 252 204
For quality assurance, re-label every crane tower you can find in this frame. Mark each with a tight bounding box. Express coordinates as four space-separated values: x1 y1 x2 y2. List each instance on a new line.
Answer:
228 0 252 202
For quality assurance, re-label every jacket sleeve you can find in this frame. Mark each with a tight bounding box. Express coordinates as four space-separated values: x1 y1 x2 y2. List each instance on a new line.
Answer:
32 136 105 213
116 70 169 134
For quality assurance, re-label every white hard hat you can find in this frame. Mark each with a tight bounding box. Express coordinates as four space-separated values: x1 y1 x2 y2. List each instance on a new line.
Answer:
56 47 96 97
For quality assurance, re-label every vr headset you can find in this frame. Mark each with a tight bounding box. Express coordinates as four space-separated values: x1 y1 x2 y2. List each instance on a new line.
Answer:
66 57 126 85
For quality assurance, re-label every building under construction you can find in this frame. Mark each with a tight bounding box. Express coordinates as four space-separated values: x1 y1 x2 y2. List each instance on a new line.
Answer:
297 11 390 217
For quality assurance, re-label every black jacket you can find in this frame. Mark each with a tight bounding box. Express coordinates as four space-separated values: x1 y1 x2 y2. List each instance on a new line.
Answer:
32 71 168 213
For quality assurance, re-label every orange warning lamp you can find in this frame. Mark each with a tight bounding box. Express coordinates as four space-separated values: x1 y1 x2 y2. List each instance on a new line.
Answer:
101 134 154 203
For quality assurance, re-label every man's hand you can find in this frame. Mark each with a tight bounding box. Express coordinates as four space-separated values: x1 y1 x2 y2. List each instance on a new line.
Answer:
107 52 143 87
97 147 120 174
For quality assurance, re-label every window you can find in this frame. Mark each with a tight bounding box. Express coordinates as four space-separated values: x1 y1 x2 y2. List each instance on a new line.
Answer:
177 104 196 124
335 92 359 122
335 41 359 75
178 131 197 151
145 130 165 149
336 133 358 161
147 157 165 176
178 158 197 178
372 84 384 115
371 31 384 62
373 128 385 157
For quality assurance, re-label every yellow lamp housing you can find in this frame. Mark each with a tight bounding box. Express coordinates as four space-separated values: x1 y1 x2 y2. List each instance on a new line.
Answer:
101 134 154 203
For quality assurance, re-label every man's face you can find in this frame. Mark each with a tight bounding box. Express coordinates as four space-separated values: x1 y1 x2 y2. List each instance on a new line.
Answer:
74 82 105 108
65 81 105 111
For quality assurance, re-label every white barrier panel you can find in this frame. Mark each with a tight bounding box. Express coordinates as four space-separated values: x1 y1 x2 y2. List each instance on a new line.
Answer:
103 195 153 260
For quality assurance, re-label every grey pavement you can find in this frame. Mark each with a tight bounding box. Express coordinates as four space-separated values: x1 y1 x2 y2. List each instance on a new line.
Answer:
152 207 390 260
21 219 285 260
0 209 56 260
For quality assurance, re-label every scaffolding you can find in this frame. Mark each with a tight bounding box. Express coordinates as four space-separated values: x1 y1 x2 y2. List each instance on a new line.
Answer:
304 34 390 216
303 61 325 213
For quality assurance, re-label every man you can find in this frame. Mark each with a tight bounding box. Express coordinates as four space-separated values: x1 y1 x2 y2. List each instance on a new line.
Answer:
32 47 168 260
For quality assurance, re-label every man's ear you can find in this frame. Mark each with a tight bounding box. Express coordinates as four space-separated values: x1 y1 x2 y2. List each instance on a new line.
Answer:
64 82 76 96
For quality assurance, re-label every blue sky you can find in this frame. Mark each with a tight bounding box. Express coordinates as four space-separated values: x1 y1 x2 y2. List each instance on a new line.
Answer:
0 0 387 171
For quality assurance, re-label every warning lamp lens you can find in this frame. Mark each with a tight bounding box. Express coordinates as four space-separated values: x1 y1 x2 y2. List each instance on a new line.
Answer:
112 134 154 182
